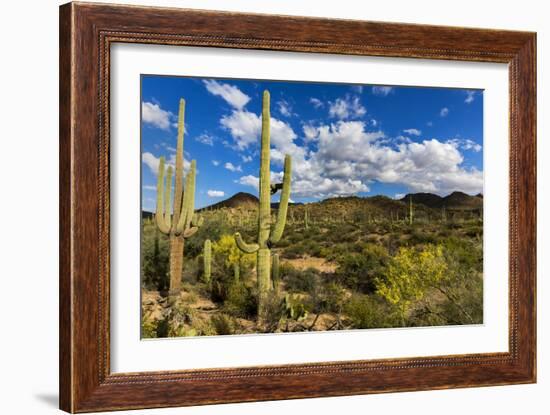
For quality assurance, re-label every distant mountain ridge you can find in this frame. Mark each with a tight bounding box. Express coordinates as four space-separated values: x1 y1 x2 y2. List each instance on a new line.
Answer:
142 190 483 217
400 191 483 210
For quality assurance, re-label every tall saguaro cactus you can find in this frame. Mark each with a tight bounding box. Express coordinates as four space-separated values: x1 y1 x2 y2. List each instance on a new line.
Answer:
203 239 212 284
234 91 292 317
155 98 203 293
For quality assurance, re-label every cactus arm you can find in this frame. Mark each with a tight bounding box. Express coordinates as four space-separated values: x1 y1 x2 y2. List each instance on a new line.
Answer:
164 165 173 229
269 155 291 244
191 213 203 227
172 99 185 225
234 232 259 254
175 160 196 234
155 156 170 235
183 226 198 239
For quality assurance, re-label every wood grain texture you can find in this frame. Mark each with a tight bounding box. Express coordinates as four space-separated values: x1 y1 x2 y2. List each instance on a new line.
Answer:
59 2 536 412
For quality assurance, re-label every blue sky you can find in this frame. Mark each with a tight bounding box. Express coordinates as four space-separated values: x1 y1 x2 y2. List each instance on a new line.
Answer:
141 75 483 211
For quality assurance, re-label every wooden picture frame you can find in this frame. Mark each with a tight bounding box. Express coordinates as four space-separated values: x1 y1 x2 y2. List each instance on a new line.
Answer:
59 2 536 412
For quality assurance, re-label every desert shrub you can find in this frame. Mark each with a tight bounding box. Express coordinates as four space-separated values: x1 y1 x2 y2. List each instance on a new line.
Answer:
408 230 437 245
183 216 233 258
376 244 448 324
321 282 347 314
345 294 397 329
224 282 257 318
212 235 256 275
283 266 320 294
141 225 169 291
141 316 158 338
210 314 238 335
335 244 389 294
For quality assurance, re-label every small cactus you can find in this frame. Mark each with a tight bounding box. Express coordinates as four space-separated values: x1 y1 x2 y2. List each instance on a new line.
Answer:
203 239 212 283
408 195 414 225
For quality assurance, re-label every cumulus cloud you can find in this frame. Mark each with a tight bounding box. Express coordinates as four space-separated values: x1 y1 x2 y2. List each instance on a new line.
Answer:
465 90 476 104
224 94 482 199
328 95 366 120
195 133 214 146
301 120 483 196
236 175 259 190
277 99 293 117
403 128 422 136
220 110 260 150
207 190 225 198
142 102 173 130
440 107 449 117
372 86 394 96
224 162 242 172
447 138 482 153
310 97 324 109
203 80 250 110
212 160 220 166
241 155 253 163
142 152 192 176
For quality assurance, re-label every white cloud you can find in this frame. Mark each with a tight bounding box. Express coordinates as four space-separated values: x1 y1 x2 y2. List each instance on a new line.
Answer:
203 79 250 110
447 138 482 153
212 160 220 166
403 128 422 136
142 152 162 174
427 121 433 127
207 190 225 198
237 175 259 190
220 110 260 150
143 185 157 191
328 95 366 120
372 86 394 96
310 97 324 109
304 120 483 196
218 99 482 199
465 90 476 104
440 107 449 117
195 133 214 146
224 162 242 172
277 99 293 117
142 152 192 176
142 102 173 130
303 123 318 141
241 155 253 163
394 193 406 200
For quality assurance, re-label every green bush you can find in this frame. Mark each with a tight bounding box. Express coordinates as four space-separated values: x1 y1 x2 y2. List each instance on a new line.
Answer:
283 266 319 294
335 244 389 294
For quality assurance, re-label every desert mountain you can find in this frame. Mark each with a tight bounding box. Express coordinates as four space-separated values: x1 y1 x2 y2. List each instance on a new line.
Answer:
401 191 483 210
199 192 259 211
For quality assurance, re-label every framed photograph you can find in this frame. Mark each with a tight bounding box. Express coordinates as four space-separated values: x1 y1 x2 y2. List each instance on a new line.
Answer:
59 2 536 412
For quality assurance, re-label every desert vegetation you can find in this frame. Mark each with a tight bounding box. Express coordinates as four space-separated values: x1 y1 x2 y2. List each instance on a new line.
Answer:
141 90 483 338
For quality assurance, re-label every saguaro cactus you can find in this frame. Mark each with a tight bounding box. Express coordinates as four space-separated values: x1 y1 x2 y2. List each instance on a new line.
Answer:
304 206 309 230
234 91 292 317
272 253 280 290
203 239 212 283
408 195 414 225
155 99 203 293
